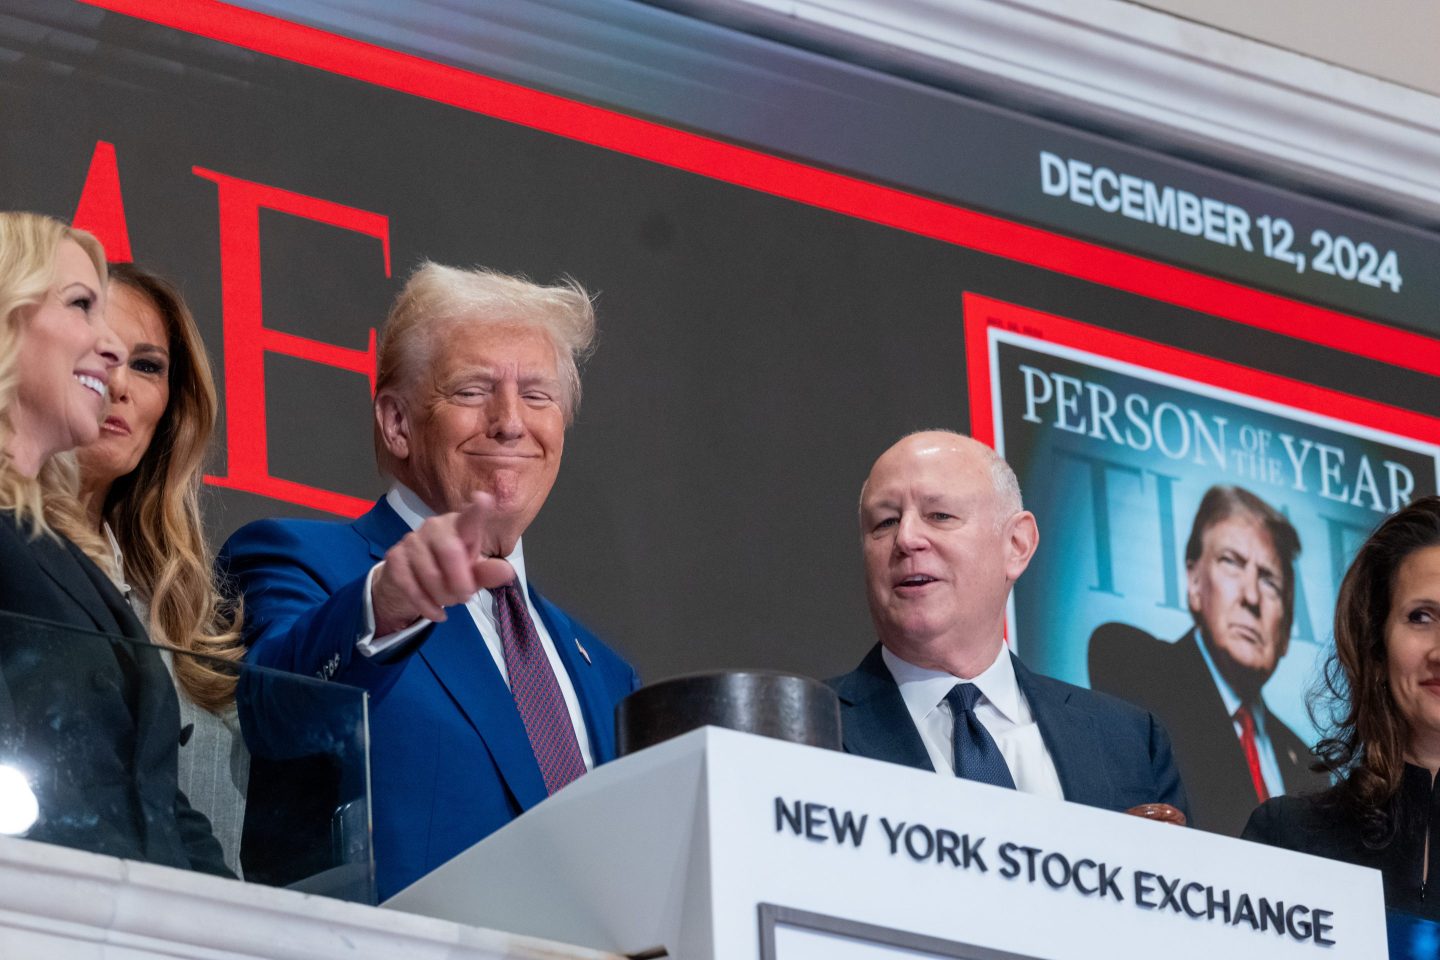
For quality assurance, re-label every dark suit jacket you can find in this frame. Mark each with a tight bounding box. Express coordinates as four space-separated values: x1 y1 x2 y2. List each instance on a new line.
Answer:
0 511 227 875
1088 622 1327 837
220 498 640 900
828 644 1189 817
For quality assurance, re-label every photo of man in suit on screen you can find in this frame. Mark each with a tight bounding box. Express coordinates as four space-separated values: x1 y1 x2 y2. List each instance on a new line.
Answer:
1088 484 1329 837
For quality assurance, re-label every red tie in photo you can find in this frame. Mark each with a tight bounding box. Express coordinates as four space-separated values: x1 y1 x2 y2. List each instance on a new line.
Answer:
1234 704 1269 803
493 580 587 794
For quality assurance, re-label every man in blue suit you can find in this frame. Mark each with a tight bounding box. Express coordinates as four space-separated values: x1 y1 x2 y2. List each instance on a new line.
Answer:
222 263 639 900
829 431 1188 820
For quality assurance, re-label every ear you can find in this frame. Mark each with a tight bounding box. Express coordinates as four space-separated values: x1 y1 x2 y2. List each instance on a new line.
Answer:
1003 510 1039 582
1185 560 1203 616
375 391 411 461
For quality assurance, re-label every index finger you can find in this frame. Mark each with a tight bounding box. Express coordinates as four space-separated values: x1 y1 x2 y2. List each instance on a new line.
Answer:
454 489 499 556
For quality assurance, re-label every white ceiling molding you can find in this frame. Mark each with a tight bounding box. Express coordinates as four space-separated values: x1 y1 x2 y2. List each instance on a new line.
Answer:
657 0 1440 221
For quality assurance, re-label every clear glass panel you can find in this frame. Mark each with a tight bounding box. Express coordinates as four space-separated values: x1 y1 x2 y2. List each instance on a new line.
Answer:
0 609 373 904
1388 909 1440 959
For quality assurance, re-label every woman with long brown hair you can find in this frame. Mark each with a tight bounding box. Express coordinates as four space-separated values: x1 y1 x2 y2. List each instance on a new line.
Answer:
52 262 248 874
0 212 227 874
1245 496 1440 919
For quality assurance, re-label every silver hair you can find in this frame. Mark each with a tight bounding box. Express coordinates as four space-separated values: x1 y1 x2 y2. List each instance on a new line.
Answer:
983 444 1024 519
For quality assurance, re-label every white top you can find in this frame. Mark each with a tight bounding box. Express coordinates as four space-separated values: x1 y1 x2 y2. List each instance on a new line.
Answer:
355 484 594 769
882 644 1064 800
1192 629 1285 797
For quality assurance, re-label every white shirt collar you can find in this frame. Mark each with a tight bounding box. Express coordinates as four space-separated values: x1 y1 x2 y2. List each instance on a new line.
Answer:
882 642 1021 725
100 521 132 597
1192 627 1269 728
385 483 529 591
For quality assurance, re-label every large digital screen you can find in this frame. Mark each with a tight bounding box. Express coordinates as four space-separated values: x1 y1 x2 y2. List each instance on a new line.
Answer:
3 0 1436 833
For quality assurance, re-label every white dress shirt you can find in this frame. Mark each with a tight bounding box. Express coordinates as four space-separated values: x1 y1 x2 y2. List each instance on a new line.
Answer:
882 644 1064 800
354 484 594 769
1192 629 1284 797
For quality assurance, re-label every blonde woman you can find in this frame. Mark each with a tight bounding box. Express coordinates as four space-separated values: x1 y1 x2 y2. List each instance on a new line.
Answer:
59 262 247 874
0 212 228 874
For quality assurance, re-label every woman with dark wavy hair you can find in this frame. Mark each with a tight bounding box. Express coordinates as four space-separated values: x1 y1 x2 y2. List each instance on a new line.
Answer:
49 262 248 875
1244 495 1440 919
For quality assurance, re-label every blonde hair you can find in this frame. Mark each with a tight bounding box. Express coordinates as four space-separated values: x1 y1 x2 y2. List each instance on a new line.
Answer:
374 263 596 474
0 212 107 535
51 264 243 711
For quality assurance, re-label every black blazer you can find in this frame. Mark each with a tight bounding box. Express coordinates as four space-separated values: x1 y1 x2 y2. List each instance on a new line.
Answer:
0 510 227 875
829 644 1189 817
1244 767 1440 921
1088 622 1328 837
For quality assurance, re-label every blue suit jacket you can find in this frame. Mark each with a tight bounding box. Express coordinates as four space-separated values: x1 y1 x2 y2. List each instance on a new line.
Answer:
829 644 1189 818
220 499 640 899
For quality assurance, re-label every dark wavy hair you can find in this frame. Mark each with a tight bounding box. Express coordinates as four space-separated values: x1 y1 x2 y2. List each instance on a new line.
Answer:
1312 495 1440 845
53 263 243 710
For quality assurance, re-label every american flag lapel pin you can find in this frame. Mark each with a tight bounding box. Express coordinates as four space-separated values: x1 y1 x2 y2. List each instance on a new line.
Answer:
575 637 591 664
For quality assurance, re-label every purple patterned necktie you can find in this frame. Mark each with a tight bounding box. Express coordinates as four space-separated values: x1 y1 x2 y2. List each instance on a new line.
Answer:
493 578 587 794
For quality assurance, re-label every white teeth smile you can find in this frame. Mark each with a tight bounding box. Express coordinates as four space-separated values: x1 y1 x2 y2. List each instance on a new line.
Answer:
74 374 106 398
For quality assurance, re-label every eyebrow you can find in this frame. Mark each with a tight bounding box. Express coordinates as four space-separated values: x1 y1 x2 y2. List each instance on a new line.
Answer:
439 368 561 389
1220 545 1287 588
130 342 170 357
517 373 561 389
61 282 99 299
862 492 967 513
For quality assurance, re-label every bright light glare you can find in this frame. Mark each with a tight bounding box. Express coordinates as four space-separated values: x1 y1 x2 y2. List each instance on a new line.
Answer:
0 765 39 835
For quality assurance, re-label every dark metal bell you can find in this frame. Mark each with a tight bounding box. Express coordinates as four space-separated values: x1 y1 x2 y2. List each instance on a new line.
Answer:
615 671 842 756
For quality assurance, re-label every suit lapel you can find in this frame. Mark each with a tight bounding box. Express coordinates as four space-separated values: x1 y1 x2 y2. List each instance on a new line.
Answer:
65 538 150 643
38 531 179 856
1166 635 1261 799
351 498 410 562
835 645 934 772
1264 706 1326 794
1013 654 1112 809
416 613 548 810
531 587 614 764
30 533 123 636
350 499 551 811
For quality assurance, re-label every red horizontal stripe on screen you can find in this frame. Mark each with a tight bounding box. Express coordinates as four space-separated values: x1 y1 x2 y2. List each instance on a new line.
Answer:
82 0 1440 382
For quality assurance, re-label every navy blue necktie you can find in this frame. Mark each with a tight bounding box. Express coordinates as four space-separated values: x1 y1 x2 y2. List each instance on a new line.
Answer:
944 683 1016 789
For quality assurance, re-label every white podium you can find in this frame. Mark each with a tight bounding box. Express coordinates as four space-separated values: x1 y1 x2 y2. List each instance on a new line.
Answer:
385 726 1385 959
